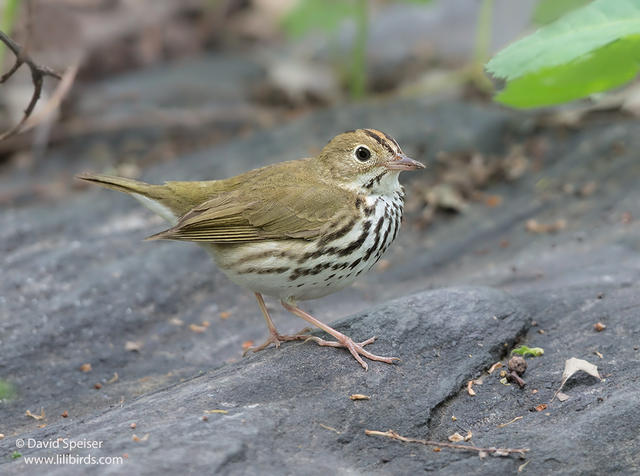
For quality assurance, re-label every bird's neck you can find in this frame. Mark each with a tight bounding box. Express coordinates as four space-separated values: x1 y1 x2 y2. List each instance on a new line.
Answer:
353 170 403 198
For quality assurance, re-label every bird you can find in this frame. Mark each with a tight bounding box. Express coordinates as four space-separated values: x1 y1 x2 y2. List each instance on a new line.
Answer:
77 129 424 370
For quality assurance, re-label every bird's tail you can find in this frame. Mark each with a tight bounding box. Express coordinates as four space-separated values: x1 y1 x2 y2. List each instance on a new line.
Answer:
76 173 153 196
76 172 180 224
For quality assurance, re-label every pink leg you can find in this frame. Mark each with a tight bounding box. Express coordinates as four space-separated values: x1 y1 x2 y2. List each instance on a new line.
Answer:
243 293 311 356
280 299 399 370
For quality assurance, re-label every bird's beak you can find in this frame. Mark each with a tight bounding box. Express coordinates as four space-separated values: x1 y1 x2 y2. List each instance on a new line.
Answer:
386 154 425 171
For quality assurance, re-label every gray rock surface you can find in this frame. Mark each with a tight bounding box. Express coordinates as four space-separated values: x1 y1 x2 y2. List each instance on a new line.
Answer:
1 92 639 474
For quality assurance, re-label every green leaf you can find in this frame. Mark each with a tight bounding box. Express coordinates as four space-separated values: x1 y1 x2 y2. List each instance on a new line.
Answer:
487 0 640 81
282 0 359 38
495 34 640 108
0 379 17 400
511 345 544 357
0 0 21 67
532 0 593 25
11 451 22 460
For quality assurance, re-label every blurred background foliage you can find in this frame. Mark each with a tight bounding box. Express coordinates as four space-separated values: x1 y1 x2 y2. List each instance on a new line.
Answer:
488 0 640 108
0 0 639 206
0 0 20 66
2 0 638 108
279 0 640 106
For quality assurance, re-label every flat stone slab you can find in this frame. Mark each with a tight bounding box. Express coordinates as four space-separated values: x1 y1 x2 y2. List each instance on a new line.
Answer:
2 94 639 474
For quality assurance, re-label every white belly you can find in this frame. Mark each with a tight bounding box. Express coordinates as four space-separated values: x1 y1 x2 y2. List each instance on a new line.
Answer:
204 192 404 300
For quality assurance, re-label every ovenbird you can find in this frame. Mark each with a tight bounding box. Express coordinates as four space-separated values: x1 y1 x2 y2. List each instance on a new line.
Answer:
77 129 424 369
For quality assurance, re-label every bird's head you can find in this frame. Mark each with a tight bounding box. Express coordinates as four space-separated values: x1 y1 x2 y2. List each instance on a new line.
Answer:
317 128 424 194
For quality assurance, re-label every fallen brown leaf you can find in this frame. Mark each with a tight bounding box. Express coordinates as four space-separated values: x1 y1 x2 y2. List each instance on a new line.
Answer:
535 403 548 412
448 432 465 442
242 340 254 350
484 194 502 207
350 394 370 401
189 324 207 333
553 357 602 401
79 363 92 372
525 218 567 234
594 322 606 332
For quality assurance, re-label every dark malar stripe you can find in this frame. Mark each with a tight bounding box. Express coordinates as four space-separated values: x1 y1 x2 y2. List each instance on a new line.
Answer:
364 171 388 189
362 129 396 155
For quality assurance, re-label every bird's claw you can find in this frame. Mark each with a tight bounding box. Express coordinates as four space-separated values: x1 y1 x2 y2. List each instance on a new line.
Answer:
304 335 400 370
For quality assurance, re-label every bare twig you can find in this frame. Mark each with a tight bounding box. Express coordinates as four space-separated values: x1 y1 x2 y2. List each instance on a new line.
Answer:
365 429 529 457
20 61 78 133
0 29 62 141
497 416 523 428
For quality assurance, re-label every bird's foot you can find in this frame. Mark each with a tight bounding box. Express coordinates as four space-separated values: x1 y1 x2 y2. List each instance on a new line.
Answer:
243 327 312 356
304 335 400 370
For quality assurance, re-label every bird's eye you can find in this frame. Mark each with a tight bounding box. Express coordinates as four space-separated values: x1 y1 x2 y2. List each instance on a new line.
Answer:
355 146 371 162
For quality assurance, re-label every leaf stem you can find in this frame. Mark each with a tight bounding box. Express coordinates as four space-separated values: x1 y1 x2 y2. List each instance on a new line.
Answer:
0 0 21 67
349 0 368 99
474 0 494 67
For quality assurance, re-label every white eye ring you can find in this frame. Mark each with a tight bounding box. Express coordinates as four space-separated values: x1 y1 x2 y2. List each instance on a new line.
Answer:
354 145 371 162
